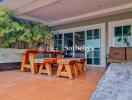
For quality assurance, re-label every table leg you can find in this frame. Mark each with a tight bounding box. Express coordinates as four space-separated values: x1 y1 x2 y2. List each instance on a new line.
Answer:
39 63 44 74
29 53 37 74
21 53 29 72
56 64 63 77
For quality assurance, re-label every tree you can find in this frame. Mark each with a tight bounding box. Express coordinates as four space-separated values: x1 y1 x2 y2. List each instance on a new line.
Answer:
0 6 54 49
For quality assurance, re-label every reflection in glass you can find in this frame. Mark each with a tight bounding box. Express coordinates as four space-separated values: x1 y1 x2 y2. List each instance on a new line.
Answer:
64 33 73 58
54 34 62 50
123 25 131 36
93 36 100 49
115 25 131 47
86 37 92 48
87 58 92 64
75 31 85 58
87 49 92 58
93 50 100 57
115 26 122 37
94 29 100 36
94 58 100 65
87 30 92 37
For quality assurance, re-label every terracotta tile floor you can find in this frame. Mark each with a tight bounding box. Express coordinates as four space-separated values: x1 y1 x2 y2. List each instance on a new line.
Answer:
0 68 105 100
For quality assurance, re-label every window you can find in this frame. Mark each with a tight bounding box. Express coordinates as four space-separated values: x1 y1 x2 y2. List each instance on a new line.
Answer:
115 25 131 47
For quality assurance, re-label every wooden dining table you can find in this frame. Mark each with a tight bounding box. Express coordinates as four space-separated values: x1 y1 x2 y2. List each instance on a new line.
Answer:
21 49 63 74
39 50 63 59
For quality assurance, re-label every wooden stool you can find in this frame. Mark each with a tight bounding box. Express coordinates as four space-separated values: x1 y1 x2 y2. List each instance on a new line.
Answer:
57 59 79 79
34 58 57 77
39 63 53 76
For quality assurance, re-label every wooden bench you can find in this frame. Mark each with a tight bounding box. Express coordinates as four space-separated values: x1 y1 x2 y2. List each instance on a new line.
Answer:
34 58 57 77
57 59 80 79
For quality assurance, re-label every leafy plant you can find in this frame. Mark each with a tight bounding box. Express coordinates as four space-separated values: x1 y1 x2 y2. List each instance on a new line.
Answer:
0 6 54 49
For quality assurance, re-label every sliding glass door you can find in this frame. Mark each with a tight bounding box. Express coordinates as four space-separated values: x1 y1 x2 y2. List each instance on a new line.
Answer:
55 23 105 67
86 29 101 65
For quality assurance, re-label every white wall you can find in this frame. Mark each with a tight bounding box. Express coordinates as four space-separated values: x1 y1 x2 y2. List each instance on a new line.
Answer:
0 48 25 63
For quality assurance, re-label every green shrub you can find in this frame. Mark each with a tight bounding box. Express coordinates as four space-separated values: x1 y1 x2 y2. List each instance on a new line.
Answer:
0 6 54 49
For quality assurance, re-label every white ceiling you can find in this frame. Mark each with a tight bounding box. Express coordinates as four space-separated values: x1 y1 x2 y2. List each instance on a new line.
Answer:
2 0 132 26
1 0 35 10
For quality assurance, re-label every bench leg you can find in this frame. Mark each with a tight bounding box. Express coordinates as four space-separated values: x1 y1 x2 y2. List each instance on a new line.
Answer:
65 65 73 80
39 63 44 74
72 64 79 76
83 64 87 72
45 63 53 77
39 63 53 77
77 63 83 73
57 64 63 77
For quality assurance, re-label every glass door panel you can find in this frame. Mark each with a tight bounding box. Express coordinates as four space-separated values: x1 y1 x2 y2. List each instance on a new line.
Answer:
54 34 62 50
75 31 85 58
64 33 73 58
86 29 101 65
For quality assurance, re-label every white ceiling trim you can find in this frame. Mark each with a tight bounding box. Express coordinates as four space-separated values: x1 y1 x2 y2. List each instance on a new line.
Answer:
16 0 59 15
48 3 132 26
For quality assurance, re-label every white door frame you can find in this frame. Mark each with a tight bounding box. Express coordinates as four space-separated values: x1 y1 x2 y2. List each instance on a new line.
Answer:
108 18 132 50
55 23 106 67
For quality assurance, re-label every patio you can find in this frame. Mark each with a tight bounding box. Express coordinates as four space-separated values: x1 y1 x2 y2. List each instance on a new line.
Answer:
0 0 132 100
0 68 105 100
